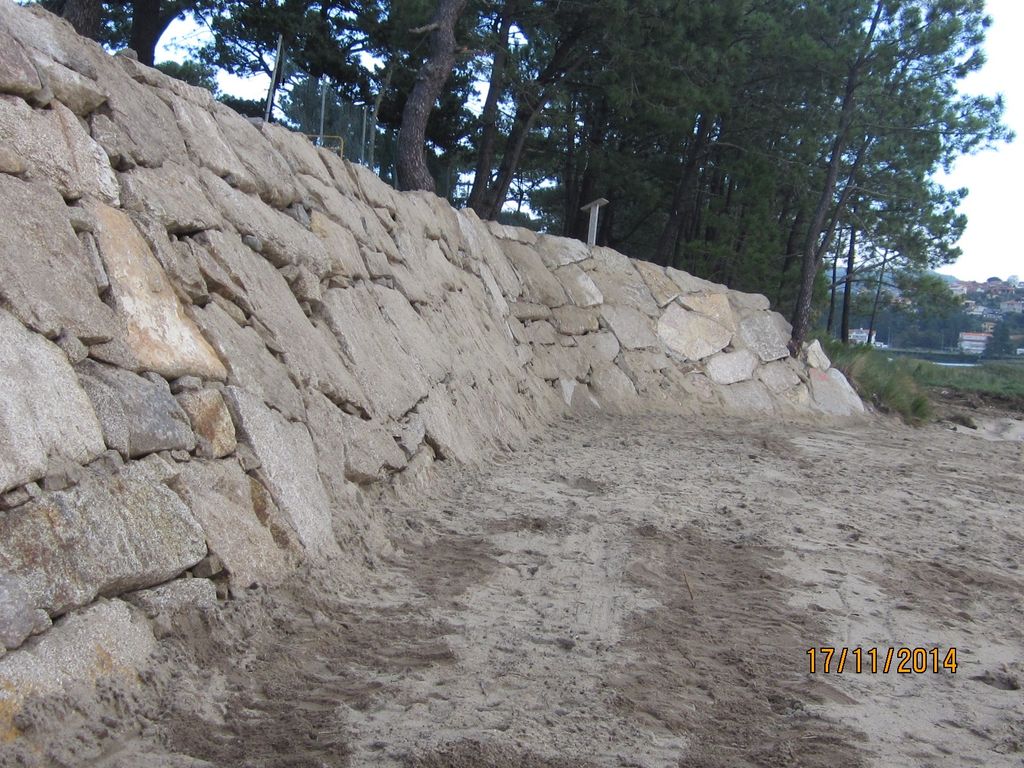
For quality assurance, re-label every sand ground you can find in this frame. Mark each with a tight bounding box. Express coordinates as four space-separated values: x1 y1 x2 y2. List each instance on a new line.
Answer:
5 411 1023 768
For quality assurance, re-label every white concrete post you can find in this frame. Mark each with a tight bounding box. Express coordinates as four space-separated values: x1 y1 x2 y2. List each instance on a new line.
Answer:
580 197 609 246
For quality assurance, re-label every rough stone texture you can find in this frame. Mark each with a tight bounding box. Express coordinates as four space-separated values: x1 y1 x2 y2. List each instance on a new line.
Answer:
321 284 429 420
600 305 660 350
0 27 43 97
502 240 568 307
0 309 106 494
0 573 51 651
633 260 680 307
119 161 221 234
85 202 227 380
657 304 732 361
0 175 118 342
0 95 119 203
586 248 659 316
554 264 604 307
175 388 236 459
678 292 737 331
77 360 195 459
188 302 306 422
525 320 559 345
575 332 620 365
0 599 156 721
802 339 832 370
758 360 803 394
0 467 207 617
551 305 600 336
510 301 552 322
123 578 217 618
590 363 639 408
30 54 107 116
808 368 865 416
536 234 590 268
736 312 791 363
223 386 338 558
199 229 366 411
666 267 727 295
170 460 290 589
729 290 772 315
718 379 776 414
705 349 759 386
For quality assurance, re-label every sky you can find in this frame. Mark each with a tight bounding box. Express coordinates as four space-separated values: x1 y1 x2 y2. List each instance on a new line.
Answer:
934 0 1023 282
157 3 1023 282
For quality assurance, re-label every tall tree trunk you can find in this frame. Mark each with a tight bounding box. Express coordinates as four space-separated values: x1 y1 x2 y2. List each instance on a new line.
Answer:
570 98 609 240
868 249 889 345
396 0 468 192
128 0 184 67
468 4 515 212
61 0 102 40
840 225 857 343
654 114 710 265
775 206 806 307
790 0 883 349
826 230 846 335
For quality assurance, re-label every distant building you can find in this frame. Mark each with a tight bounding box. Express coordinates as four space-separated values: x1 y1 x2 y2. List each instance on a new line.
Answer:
982 321 996 334
1000 299 1024 314
849 328 872 344
950 283 968 296
959 332 991 355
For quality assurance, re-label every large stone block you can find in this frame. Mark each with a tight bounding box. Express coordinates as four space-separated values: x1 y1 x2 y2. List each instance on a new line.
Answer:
678 292 737 331
170 460 291 590
632 260 680 307
656 304 731 360
0 175 118 342
728 289 772 315
718 379 776 415
589 363 639 408
502 240 568 307
554 264 604 307
704 349 759 386
198 230 365 410
320 284 430 420
550 305 600 336
665 267 728 295
118 161 221 234
0 95 119 203
77 360 196 459
600 305 660 350
0 599 156 733
802 339 832 370
166 93 257 194
85 202 227 380
0 574 50 651
758 359 802 394
586 248 659 315
736 312 790 362
175 388 236 459
0 468 207 617
188 303 306 422
89 68 189 169
535 234 590 268
304 391 406 487
808 368 865 416
211 102 298 207
575 332 620 365
223 387 339 558
0 27 43 98
31 54 108 116
458 210 523 299
310 210 370 282
0 309 106 495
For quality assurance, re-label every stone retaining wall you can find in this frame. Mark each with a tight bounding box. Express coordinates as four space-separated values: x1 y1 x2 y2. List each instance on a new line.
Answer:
0 0 862 717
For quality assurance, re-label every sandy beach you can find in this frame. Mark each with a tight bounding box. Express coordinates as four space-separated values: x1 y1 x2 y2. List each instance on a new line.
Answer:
4 410 1023 768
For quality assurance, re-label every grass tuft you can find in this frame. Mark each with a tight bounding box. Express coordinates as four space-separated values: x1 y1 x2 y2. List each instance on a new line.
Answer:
820 338 933 423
